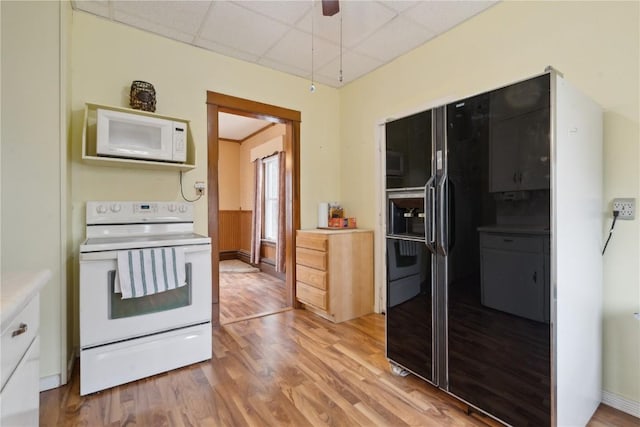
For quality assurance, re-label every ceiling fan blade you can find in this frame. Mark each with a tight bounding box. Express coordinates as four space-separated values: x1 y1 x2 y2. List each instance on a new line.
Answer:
321 0 339 17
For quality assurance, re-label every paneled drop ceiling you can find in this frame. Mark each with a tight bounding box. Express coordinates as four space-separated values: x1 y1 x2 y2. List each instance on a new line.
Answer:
71 0 497 88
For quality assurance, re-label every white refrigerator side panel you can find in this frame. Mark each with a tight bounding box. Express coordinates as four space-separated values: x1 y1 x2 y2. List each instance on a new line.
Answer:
553 75 603 426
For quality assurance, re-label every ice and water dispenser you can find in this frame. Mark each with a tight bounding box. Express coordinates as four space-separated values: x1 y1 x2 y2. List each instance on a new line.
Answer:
387 191 426 239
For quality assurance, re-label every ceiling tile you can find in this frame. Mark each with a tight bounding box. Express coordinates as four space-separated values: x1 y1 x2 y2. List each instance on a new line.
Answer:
354 15 435 62
377 1 419 13
199 1 291 56
404 1 496 34
262 28 340 73
72 0 111 18
316 50 384 87
112 1 211 36
233 1 311 26
258 57 310 80
312 74 339 88
194 37 260 63
113 12 196 44
296 1 396 48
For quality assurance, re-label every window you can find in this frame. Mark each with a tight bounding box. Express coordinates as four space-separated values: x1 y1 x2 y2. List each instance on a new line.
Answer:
262 155 279 241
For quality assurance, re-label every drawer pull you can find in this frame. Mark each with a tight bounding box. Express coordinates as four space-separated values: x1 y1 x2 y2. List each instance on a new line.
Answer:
11 323 28 337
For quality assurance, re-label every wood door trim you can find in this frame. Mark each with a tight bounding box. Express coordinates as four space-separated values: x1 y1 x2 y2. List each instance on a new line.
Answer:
207 92 301 123
207 91 301 325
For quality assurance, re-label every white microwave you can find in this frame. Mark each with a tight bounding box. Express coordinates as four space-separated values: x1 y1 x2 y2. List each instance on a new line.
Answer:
96 108 187 163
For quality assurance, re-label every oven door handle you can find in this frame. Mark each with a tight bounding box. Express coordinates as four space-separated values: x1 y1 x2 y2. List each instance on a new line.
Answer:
80 245 211 261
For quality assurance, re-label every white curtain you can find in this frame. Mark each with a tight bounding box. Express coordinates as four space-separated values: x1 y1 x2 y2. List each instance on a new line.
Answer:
275 151 286 273
250 158 263 265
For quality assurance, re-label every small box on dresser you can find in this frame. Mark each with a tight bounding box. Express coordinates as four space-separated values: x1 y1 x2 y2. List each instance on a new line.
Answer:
295 229 373 323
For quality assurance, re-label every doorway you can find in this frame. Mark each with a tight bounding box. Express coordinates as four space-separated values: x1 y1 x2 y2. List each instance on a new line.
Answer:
206 92 301 326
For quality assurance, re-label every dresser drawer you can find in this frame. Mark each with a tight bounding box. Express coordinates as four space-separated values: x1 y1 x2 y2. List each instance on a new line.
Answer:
296 282 327 310
1 296 39 390
296 233 328 252
296 247 327 270
480 232 543 253
296 265 327 290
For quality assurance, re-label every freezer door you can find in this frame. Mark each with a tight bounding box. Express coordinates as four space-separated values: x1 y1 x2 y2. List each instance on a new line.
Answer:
385 238 433 382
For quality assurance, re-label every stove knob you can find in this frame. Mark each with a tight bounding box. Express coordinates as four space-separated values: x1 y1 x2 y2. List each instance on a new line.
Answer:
167 204 177 212
110 203 121 213
178 204 188 213
96 204 107 214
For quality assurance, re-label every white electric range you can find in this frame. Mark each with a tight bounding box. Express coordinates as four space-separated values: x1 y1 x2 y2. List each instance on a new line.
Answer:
79 201 212 395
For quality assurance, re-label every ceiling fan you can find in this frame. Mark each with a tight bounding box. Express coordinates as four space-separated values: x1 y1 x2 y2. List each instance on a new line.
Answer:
309 0 341 92
321 0 340 17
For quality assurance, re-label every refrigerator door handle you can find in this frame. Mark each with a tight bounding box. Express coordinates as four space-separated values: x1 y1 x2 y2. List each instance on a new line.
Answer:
438 176 448 256
424 176 436 253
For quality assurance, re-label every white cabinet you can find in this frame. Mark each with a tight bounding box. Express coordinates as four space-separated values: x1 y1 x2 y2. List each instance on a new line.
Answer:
0 338 40 427
0 295 40 427
488 78 551 193
479 230 550 323
0 271 49 427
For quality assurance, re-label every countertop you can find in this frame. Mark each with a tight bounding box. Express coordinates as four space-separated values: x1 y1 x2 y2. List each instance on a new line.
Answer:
477 225 551 235
1 270 51 330
301 228 373 235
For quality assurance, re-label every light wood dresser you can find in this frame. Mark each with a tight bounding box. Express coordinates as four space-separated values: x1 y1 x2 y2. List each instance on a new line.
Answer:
295 229 373 323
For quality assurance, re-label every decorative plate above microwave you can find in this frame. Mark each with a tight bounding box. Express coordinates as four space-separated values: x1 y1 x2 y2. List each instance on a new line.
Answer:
82 103 195 171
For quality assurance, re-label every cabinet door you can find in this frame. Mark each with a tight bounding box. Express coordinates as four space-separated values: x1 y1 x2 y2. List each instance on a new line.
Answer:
517 108 550 191
489 108 550 192
480 248 545 322
490 75 550 121
0 337 39 427
489 74 550 193
489 117 520 192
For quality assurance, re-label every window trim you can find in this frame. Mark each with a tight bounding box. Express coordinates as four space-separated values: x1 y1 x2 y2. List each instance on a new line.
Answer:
262 154 279 242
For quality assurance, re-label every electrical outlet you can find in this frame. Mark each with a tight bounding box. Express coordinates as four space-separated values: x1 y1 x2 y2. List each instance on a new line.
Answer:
194 181 205 195
613 198 635 220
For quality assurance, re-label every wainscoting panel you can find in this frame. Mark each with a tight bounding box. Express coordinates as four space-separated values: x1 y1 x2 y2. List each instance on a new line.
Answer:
240 211 252 253
220 210 253 252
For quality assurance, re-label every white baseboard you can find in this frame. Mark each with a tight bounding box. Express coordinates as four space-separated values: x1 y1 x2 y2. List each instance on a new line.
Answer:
602 390 640 418
39 350 77 392
39 374 61 392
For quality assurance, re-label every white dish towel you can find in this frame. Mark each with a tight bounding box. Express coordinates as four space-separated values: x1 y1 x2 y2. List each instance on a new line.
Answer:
116 247 186 299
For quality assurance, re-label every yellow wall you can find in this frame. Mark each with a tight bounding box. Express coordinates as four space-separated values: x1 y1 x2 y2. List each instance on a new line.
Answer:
1 1 67 382
240 124 286 210
340 1 639 404
219 124 286 211
218 140 240 210
69 12 341 347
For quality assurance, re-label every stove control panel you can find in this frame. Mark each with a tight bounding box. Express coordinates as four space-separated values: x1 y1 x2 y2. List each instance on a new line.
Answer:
86 201 193 225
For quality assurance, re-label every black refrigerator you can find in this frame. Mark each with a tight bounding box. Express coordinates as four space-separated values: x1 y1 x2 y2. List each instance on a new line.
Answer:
385 74 554 426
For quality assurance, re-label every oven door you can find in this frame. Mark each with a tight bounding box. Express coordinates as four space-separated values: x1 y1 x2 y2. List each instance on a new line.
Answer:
79 244 211 348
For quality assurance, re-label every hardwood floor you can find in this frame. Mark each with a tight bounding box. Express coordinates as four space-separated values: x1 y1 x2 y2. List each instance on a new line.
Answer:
41 310 638 427
219 270 287 325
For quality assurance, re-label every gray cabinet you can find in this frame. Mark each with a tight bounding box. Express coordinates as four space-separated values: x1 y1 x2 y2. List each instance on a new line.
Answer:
489 78 551 193
479 231 549 323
